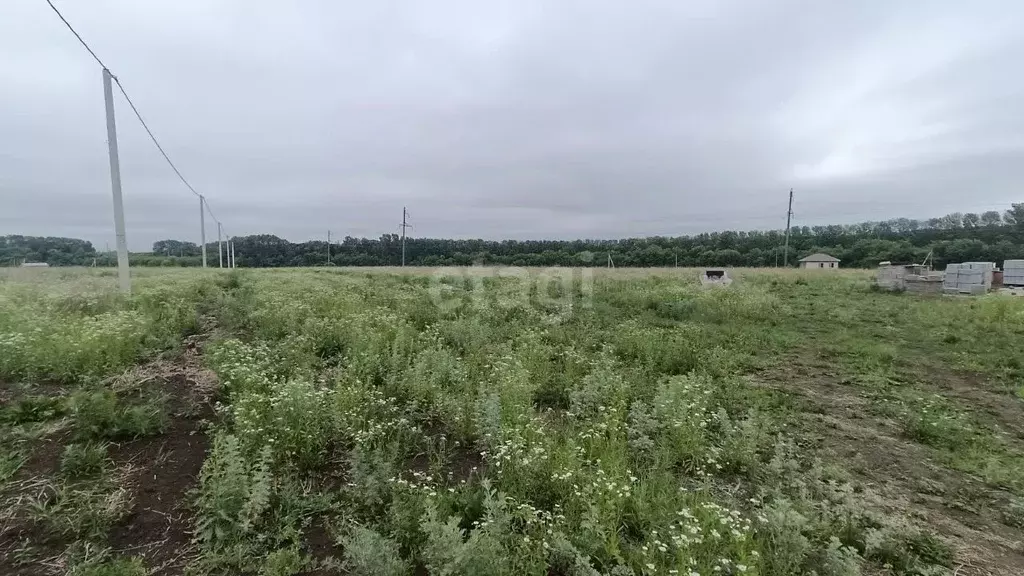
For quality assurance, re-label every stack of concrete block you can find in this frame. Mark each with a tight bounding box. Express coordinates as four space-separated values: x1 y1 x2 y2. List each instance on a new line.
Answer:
876 265 905 290
905 272 944 294
943 262 994 294
1004 260 1024 287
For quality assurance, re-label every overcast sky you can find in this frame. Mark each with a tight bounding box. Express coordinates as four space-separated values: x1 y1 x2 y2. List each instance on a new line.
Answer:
2 1 1023 250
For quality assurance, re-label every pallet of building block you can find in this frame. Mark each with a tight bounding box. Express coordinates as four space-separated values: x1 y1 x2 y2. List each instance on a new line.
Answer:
943 264 961 288
1004 260 1024 285
958 268 984 278
964 262 996 270
957 273 984 287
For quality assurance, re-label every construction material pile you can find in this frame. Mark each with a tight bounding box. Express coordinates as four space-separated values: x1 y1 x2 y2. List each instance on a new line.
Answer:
943 262 994 295
1004 260 1024 287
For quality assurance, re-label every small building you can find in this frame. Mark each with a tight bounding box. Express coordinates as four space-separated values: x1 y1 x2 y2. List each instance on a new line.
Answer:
700 269 733 287
798 253 840 270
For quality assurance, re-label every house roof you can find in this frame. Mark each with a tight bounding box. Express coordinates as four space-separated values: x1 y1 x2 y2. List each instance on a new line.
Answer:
799 253 840 263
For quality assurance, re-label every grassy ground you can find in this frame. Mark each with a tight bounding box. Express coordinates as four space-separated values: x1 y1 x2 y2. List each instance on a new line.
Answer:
1 266 1022 576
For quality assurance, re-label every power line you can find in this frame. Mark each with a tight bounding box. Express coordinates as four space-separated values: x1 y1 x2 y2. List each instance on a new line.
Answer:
45 0 207 201
113 78 201 198
204 197 221 225
44 0 107 69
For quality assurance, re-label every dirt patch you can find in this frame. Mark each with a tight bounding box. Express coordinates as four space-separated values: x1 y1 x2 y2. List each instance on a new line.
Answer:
107 342 220 418
0 342 219 576
299 518 341 576
406 446 484 487
105 349 217 576
12 433 67 481
754 354 1024 576
917 365 1024 441
0 380 70 403
107 415 209 575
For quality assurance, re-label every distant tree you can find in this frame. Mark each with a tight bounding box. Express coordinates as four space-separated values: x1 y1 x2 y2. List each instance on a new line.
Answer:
981 211 1003 226
10 203 1024 269
937 212 964 230
152 239 200 256
1005 203 1024 227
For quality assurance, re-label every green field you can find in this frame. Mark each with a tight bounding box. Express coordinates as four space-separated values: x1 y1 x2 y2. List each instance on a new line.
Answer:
1 267 1023 576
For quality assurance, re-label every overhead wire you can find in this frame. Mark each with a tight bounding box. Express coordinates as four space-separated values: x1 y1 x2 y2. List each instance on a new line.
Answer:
44 0 225 237
44 0 106 69
113 78 202 198
204 197 221 227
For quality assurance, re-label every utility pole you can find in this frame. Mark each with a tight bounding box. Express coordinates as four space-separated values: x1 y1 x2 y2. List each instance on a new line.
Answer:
400 207 411 267
217 222 223 268
230 239 236 268
327 230 331 265
102 68 131 294
783 188 794 267
199 195 207 268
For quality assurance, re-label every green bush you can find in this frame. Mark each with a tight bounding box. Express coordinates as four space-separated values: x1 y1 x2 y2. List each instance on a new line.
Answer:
260 545 308 576
60 442 109 478
339 525 411 576
193 434 274 560
27 483 133 541
1 395 66 424
70 389 168 440
69 556 147 576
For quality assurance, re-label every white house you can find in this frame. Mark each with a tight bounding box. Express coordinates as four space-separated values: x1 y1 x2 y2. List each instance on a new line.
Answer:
798 253 840 270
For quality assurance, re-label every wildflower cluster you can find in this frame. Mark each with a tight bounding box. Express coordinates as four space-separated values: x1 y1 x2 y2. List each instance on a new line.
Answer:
0 310 148 381
230 378 334 467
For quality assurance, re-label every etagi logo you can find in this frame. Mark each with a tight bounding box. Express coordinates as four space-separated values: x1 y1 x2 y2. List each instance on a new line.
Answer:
425 256 596 316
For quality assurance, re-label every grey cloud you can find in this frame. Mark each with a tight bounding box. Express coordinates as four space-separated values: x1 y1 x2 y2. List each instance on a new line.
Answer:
2 0 1022 250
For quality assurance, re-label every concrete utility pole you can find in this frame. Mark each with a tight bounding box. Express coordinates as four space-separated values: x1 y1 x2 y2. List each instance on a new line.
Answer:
102 68 131 294
327 230 331 265
199 195 207 267
783 188 794 267
218 222 223 268
400 207 410 267
230 240 236 268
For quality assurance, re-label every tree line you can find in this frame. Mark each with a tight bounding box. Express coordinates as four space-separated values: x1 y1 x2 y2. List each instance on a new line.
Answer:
4 204 1023 269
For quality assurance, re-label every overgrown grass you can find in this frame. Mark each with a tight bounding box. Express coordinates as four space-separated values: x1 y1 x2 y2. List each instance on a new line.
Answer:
2 267 1023 575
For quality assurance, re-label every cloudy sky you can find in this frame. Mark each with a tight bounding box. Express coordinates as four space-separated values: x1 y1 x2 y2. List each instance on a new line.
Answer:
2 1 1022 250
